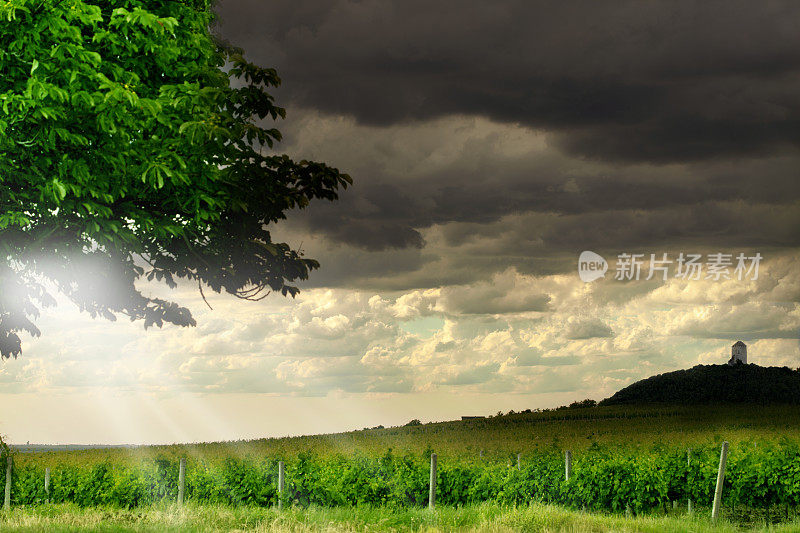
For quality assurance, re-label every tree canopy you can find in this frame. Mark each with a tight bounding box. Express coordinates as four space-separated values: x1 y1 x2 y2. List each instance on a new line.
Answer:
0 0 352 358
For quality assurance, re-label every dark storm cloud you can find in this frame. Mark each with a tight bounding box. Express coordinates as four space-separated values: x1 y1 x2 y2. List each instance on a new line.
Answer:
216 0 800 162
287 146 800 256
217 0 800 283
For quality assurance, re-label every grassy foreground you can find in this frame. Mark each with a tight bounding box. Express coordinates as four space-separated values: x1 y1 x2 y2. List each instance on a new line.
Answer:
1 503 799 533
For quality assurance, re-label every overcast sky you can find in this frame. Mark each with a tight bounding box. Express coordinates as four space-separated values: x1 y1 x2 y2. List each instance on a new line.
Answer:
2 0 799 444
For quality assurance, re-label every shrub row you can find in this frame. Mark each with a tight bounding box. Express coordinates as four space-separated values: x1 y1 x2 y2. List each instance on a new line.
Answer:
1 440 799 512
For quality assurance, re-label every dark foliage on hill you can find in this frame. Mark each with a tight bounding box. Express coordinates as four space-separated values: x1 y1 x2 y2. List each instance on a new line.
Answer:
600 364 800 405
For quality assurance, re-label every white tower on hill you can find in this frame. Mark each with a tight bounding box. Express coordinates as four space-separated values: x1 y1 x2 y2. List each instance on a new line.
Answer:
727 341 747 365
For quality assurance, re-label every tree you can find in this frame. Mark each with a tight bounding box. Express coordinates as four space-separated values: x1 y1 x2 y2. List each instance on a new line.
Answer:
0 0 352 358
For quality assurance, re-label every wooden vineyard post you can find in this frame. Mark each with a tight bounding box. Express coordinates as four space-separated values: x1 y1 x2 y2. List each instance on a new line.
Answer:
177 458 186 505
278 460 285 510
711 441 729 522
687 448 692 514
428 453 437 509
44 467 50 504
565 450 572 481
3 454 11 511
516 453 521 471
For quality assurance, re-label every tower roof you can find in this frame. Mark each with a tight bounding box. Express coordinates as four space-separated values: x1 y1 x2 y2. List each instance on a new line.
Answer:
733 340 746 346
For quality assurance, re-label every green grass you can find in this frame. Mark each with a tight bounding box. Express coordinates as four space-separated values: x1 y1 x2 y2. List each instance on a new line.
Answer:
1 502 799 533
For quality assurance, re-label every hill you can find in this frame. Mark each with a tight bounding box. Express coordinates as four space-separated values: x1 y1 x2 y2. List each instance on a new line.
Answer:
600 364 800 405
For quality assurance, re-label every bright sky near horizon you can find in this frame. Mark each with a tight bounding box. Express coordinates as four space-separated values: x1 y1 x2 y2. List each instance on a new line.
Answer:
3 250 798 445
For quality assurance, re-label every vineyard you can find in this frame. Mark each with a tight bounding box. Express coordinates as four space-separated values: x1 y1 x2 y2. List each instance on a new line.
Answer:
0 403 798 530
4 408 800 522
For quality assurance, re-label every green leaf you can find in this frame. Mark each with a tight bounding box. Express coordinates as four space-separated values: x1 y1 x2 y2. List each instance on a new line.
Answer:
0 0 352 360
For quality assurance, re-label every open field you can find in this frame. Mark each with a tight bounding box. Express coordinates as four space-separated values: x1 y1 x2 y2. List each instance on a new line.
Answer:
14 403 800 466
2 502 800 533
